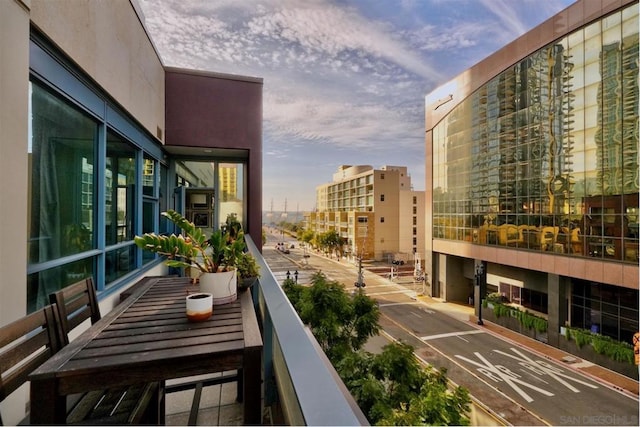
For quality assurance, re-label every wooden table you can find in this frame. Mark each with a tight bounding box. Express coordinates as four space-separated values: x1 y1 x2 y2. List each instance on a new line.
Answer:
29 276 263 424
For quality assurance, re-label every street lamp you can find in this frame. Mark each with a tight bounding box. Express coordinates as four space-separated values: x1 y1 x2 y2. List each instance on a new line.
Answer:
475 262 485 325
354 257 366 289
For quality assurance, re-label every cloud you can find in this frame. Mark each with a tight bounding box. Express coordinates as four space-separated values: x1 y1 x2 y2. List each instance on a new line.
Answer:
138 0 575 211
479 0 527 35
142 0 443 82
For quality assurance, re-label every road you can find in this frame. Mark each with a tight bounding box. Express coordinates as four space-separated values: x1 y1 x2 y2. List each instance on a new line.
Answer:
262 229 639 426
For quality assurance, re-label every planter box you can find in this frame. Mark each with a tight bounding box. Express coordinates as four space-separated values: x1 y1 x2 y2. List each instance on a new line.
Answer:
559 338 638 380
483 305 547 343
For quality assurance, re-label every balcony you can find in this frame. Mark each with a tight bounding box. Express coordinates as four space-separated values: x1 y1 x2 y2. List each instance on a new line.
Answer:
165 234 368 425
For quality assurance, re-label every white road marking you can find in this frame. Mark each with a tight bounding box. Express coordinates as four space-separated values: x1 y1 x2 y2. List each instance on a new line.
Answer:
456 352 554 403
378 302 422 307
455 347 599 403
365 290 416 297
495 348 598 392
420 329 485 341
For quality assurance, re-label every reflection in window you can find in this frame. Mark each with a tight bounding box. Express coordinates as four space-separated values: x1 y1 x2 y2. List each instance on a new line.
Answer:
105 246 136 284
432 4 639 264
219 163 245 230
106 130 136 245
571 280 638 342
175 161 247 232
27 257 97 313
28 81 97 309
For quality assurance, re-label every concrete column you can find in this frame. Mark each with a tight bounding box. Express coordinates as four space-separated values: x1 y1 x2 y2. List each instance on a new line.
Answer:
547 273 569 347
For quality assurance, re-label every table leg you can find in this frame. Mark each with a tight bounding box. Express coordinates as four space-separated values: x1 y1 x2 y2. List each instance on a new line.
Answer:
243 348 262 424
30 379 66 424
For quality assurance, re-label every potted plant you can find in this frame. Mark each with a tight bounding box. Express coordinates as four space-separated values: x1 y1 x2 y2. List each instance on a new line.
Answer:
236 251 261 292
134 210 245 305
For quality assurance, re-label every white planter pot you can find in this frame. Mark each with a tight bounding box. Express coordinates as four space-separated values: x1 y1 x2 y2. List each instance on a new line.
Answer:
199 270 237 305
186 293 213 322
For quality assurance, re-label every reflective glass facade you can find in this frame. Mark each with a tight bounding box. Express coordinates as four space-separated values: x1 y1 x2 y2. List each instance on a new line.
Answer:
433 4 639 264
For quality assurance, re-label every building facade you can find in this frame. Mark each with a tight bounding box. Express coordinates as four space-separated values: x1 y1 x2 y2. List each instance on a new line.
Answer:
425 0 638 352
1 1 262 423
307 165 424 262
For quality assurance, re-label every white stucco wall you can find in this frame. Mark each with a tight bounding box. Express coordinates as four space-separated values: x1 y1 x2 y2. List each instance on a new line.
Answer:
30 0 165 142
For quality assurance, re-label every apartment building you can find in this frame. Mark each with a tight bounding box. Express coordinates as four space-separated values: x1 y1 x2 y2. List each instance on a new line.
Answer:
306 165 425 262
425 0 638 357
0 1 262 421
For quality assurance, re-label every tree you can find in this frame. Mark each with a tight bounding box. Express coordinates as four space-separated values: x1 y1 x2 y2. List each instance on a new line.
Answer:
317 229 342 259
379 366 471 426
287 272 380 362
282 272 471 426
336 343 471 426
298 228 315 247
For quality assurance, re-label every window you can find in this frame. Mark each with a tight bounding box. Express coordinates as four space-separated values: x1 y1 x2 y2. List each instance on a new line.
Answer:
430 3 639 265
380 217 385 223
380 194 385 202
28 81 98 312
27 39 166 313
219 162 245 230
176 160 247 231
413 206 417 215
381 173 385 179
413 196 417 204
357 216 368 223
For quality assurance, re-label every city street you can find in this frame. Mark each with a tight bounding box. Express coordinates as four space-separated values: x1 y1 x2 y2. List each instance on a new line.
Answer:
263 228 639 426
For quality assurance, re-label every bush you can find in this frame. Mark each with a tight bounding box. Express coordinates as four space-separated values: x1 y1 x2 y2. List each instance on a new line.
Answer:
489 303 548 333
564 327 635 365
492 303 511 318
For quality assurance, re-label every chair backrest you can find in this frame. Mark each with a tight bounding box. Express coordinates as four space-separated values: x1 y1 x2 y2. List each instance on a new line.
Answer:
0 304 63 408
49 278 101 345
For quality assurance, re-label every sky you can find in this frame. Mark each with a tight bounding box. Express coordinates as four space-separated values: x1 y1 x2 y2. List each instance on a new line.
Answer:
137 0 576 213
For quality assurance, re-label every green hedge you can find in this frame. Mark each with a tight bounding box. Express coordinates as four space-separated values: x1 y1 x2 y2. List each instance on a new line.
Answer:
487 302 548 333
564 327 634 365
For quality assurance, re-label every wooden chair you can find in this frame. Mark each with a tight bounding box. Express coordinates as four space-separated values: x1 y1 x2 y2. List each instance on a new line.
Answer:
49 278 162 424
0 305 63 426
49 277 101 345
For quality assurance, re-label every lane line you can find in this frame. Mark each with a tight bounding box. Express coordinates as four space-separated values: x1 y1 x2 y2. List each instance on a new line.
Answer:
365 290 416 297
420 329 485 341
378 302 422 307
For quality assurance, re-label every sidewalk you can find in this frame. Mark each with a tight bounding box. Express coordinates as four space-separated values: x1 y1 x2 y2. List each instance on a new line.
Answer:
417 295 639 399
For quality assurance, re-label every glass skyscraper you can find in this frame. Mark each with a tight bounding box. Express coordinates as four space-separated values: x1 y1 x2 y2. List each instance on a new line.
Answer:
426 0 638 356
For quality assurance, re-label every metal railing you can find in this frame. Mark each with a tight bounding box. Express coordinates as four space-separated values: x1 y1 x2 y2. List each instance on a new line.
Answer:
245 235 369 426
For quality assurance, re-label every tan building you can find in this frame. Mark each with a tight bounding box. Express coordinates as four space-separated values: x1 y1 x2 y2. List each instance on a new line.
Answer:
307 165 424 262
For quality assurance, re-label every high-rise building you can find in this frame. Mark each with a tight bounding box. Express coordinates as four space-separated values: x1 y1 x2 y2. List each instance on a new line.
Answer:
306 165 424 262
425 0 638 366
